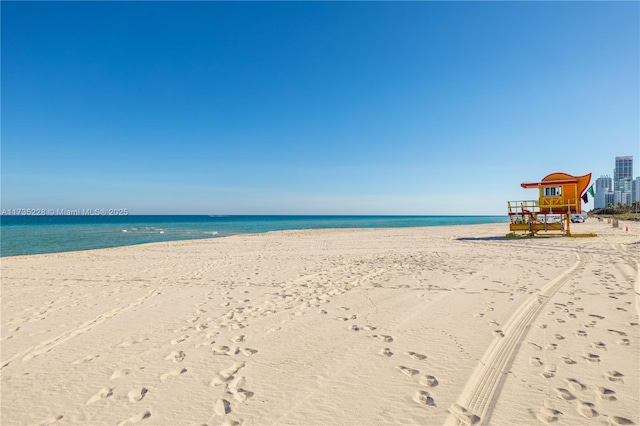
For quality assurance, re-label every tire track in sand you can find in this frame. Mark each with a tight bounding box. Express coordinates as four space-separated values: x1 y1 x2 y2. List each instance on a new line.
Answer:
1 289 162 369
445 251 588 426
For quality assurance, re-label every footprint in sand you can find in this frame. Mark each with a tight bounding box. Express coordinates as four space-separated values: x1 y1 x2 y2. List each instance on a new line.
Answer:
576 401 598 419
546 343 558 351
72 354 99 365
591 341 607 350
362 325 377 331
589 314 605 320
160 368 187 381
605 370 624 383
554 334 565 340
214 398 231 416
413 390 436 406
164 351 186 362
120 385 147 402
560 355 577 365
240 348 258 356
117 410 150 426
379 348 393 357
541 365 557 379
555 387 576 401
529 357 543 367
616 338 630 346
575 330 588 337
348 325 361 331
211 372 233 387
171 335 189 345
595 386 617 401
583 353 601 363
607 329 627 337
608 416 635 425
449 403 481 425
372 335 393 343
565 378 586 391
118 337 149 348
229 376 253 402
212 345 231 355
419 375 439 387
86 387 113 405
231 335 246 343
228 375 245 393
396 365 419 377
211 362 245 386
405 351 427 360
528 342 542 351
32 414 64 426
110 367 144 380
493 330 505 338
535 407 562 424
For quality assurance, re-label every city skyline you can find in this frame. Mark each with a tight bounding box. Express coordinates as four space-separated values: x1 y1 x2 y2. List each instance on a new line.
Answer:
594 155 639 209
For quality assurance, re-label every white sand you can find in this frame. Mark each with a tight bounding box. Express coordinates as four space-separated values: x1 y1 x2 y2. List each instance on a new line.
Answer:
1 220 638 426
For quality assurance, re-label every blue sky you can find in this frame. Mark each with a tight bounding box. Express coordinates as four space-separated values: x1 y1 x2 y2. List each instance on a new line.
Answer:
2 1 638 215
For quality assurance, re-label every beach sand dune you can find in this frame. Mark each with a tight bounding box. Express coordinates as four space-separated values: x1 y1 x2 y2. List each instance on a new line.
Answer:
2 221 638 425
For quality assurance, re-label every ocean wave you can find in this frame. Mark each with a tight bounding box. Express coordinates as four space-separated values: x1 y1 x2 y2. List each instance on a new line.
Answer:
121 227 166 234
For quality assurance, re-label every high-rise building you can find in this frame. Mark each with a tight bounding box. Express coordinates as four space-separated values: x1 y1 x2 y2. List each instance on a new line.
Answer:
594 175 613 209
595 175 612 192
614 156 633 206
593 156 638 209
614 156 633 191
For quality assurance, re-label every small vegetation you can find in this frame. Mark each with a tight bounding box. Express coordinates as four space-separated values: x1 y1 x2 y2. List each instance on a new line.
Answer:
589 202 640 221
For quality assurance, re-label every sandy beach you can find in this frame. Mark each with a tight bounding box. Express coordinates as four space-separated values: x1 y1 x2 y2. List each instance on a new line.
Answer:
1 220 638 426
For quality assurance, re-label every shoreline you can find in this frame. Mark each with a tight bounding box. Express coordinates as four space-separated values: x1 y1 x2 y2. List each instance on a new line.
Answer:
1 220 514 259
0 215 510 258
2 221 638 425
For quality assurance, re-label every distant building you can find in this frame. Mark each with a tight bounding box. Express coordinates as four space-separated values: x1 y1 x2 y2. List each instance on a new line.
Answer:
594 156 638 209
594 175 613 209
614 156 633 206
595 175 612 192
595 191 610 209
614 156 633 189
616 190 632 206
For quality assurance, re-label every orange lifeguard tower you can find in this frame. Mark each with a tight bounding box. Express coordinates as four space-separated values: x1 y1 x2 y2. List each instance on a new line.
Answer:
507 172 591 236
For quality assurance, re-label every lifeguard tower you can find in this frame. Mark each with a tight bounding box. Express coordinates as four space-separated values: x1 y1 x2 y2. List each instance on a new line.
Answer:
507 172 591 236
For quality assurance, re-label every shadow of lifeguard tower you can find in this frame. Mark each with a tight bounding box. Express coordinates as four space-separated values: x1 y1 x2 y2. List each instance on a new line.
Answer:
507 172 591 236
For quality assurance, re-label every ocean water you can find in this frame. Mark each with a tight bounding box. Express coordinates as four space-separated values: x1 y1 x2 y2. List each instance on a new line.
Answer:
0 215 509 257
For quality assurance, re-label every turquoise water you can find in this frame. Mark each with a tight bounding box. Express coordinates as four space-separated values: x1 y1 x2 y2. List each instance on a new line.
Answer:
0 215 509 257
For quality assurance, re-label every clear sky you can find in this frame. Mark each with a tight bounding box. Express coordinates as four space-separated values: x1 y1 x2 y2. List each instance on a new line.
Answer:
2 1 638 215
